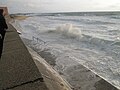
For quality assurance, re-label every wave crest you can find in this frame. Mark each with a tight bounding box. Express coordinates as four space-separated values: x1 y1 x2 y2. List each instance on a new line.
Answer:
56 24 82 38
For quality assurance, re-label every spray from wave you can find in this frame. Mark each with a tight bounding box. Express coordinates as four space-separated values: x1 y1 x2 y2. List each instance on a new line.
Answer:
55 24 82 39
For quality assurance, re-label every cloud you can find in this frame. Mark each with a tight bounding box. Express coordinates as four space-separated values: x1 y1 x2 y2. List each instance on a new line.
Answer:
1 0 120 13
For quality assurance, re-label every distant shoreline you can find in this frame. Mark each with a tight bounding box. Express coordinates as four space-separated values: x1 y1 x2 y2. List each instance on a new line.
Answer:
10 15 29 20
10 10 120 15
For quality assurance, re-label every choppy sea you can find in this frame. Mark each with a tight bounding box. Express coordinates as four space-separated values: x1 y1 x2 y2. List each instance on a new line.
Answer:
12 12 120 89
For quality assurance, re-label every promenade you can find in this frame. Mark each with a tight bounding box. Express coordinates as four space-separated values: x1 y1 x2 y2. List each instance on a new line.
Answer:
0 20 48 90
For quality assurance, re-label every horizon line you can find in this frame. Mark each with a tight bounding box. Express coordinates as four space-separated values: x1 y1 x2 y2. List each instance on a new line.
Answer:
10 10 120 14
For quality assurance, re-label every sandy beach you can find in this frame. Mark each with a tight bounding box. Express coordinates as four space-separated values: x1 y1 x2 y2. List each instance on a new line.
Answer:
10 15 29 20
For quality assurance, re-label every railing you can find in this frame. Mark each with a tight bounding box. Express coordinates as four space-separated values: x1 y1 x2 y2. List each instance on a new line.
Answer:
32 36 46 44
31 36 48 51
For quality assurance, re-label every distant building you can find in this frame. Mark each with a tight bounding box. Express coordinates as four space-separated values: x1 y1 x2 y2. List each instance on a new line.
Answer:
0 7 8 16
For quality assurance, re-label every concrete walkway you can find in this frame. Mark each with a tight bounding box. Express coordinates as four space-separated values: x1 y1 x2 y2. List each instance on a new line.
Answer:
0 21 48 90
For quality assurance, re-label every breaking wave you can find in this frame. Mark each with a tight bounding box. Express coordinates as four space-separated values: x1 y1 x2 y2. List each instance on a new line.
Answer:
55 24 82 39
49 24 120 47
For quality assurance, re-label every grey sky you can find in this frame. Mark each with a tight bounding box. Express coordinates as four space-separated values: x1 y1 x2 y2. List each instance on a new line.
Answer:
1 0 120 13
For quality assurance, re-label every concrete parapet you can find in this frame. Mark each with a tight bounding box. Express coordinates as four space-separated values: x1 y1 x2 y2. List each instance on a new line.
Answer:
0 22 48 90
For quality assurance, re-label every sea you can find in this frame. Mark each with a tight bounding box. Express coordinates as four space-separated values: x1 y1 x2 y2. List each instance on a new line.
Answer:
12 12 120 90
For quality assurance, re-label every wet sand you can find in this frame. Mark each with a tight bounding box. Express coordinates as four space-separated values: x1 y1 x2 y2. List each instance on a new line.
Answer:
10 15 29 20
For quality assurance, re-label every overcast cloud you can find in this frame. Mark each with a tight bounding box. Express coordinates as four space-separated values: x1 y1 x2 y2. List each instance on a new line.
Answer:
0 0 120 13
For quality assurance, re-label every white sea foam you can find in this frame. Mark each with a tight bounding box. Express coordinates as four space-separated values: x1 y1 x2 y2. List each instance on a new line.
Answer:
56 24 82 39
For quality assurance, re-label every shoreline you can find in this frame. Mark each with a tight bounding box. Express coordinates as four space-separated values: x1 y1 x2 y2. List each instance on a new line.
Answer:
10 15 29 20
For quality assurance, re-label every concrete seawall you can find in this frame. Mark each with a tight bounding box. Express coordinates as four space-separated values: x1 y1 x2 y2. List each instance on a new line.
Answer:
0 19 48 90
